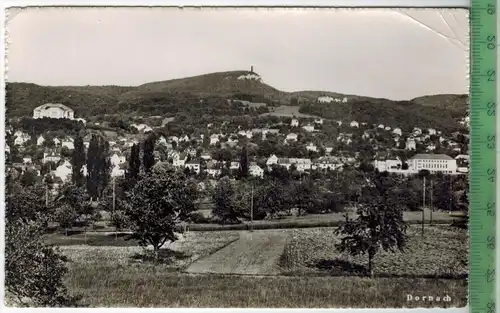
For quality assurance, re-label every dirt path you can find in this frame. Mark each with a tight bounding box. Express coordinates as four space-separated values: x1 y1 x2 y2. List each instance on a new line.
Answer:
185 230 290 275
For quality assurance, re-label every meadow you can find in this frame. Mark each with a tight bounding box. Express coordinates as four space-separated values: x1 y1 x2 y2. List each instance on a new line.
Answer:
58 225 467 308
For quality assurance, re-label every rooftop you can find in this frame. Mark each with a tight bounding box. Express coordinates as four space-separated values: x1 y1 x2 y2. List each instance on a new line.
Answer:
410 154 453 160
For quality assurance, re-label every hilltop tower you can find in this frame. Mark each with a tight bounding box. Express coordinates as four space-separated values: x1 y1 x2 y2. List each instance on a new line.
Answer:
250 65 254 73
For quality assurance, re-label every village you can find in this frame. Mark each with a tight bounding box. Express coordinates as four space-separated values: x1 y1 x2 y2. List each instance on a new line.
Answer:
7 99 471 194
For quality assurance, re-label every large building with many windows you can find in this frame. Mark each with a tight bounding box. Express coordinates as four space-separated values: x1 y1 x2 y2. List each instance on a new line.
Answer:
408 153 457 174
33 103 74 120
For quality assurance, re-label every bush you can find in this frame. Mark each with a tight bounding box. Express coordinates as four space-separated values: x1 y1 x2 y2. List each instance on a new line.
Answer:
188 211 211 224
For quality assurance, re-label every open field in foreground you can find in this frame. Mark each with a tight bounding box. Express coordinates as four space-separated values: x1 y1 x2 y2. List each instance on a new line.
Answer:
65 266 467 308
280 225 468 279
58 226 467 307
185 230 288 275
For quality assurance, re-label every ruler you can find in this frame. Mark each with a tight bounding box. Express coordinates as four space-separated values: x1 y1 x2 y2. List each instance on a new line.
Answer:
470 0 498 312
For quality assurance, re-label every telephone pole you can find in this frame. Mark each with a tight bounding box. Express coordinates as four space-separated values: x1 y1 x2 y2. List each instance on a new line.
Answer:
422 176 426 237
430 178 433 225
250 183 254 232
112 176 117 240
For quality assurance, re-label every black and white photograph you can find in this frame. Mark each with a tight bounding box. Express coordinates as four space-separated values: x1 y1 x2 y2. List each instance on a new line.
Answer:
4 7 469 308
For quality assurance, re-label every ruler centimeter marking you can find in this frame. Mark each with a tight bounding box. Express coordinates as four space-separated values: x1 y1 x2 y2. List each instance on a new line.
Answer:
470 0 498 313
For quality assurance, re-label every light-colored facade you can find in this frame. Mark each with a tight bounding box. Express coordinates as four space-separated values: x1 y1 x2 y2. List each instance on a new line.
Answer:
33 103 74 120
185 161 201 174
408 154 457 174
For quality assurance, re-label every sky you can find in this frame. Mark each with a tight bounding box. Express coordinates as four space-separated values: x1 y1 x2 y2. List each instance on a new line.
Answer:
6 7 469 100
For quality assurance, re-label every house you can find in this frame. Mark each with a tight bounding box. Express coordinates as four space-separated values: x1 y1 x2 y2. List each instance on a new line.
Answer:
22 157 32 164
169 136 179 143
179 135 190 142
342 97 348 103
201 154 212 161
314 156 340 171
61 139 74 150
406 137 416 150
325 147 334 154
173 153 188 167
408 154 457 174
111 165 125 177
43 151 61 163
290 119 299 127
110 153 126 166
206 163 222 177
230 161 240 171
428 128 437 135
266 154 279 167
210 134 220 145
33 103 74 120
83 141 90 149
337 121 343 126
317 96 334 103
238 130 252 139
249 163 264 178
413 128 422 136
53 138 61 146
426 144 436 151
306 142 318 152
54 160 72 182
377 124 385 129
384 126 391 131
392 128 402 136
285 133 298 142
314 119 324 125
14 132 30 146
157 136 168 146
36 135 45 146
373 159 403 173
185 160 201 174
288 158 312 172
302 124 315 132
350 121 359 128
75 118 87 125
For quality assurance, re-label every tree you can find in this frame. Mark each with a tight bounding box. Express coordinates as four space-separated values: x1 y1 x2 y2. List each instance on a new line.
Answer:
254 180 288 218
86 135 100 199
238 145 249 179
143 134 156 173
124 164 198 261
126 144 141 188
212 177 242 224
5 181 78 307
335 175 408 277
71 134 86 187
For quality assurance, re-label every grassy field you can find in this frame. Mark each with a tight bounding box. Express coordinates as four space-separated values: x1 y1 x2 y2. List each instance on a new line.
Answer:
185 230 288 275
280 225 467 279
57 226 467 307
261 105 318 118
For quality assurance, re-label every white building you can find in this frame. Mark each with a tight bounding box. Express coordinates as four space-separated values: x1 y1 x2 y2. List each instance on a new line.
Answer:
173 153 188 167
285 133 298 142
43 151 61 163
210 134 220 145
428 128 437 135
266 154 279 167
306 142 318 152
278 158 312 172
314 119 324 125
317 96 334 103
33 103 74 120
408 154 457 174
302 124 315 132
110 153 126 166
75 118 87 125
54 160 72 182
373 159 403 173
23 157 32 164
377 124 385 129
14 132 31 146
413 128 422 136
350 121 359 128
230 161 240 171
111 165 125 178
290 119 299 127
314 157 341 171
61 139 74 150
392 128 402 136
36 135 45 146
406 137 416 150
53 138 61 146
185 161 201 174
249 164 264 178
